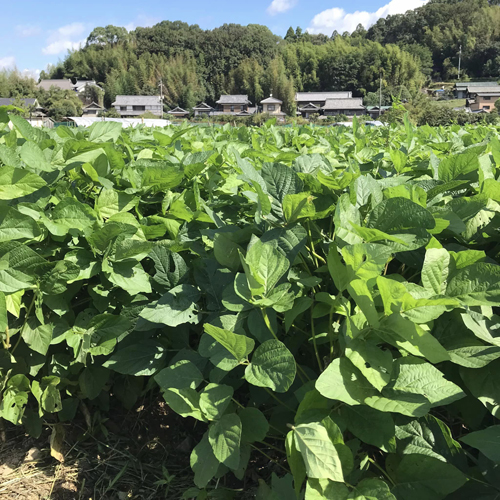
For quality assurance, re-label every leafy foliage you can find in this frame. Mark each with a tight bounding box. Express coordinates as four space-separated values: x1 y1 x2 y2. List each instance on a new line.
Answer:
3 111 500 498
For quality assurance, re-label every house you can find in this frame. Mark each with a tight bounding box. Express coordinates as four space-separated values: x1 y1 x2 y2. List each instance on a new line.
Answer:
466 86 500 113
296 91 352 117
366 105 391 119
37 79 75 92
322 98 366 117
112 95 163 117
82 102 106 117
193 102 214 117
215 95 255 114
168 106 190 118
454 81 499 99
0 97 46 119
260 95 286 118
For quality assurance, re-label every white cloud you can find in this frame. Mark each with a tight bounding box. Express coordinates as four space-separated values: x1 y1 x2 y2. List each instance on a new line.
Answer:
0 56 16 70
21 68 41 79
307 0 428 34
267 0 298 15
16 25 43 37
124 14 160 31
42 22 87 55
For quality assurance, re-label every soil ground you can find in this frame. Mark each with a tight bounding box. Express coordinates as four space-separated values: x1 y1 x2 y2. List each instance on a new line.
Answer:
0 396 283 499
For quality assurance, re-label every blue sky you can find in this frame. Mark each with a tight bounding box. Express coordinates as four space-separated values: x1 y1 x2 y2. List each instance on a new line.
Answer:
0 0 427 78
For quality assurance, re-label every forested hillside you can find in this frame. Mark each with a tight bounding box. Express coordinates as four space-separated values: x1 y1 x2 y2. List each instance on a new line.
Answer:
3 0 500 113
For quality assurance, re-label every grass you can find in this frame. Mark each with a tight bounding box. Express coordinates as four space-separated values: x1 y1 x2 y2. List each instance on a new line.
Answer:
433 98 466 108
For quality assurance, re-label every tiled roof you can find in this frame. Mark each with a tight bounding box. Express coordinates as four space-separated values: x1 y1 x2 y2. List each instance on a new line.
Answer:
322 98 365 110
37 79 74 91
296 91 352 102
112 95 162 106
216 95 251 104
193 102 213 110
261 96 282 104
0 97 38 107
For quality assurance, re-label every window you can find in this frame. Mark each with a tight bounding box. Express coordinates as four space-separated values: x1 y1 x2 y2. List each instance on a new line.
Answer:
484 96 491 100
133 105 146 111
230 106 235 112
484 105 491 110
241 105 245 111
267 105 275 111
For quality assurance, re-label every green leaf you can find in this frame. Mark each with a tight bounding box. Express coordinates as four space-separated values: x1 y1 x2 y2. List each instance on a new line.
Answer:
214 233 244 272
239 407 269 443
204 324 254 362
348 478 396 500
438 147 481 182
345 338 393 391
389 357 465 407
0 206 40 242
461 425 500 463
78 365 109 400
421 248 450 295
154 360 204 391
199 383 234 421
293 422 344 482
139 284 199 326
447 263 500 306
283 192 317 223
391 454 467 500
190 432 220 488
0 166 46 200
96 189 137 219
341 405 396 453
245 339 296 393
88 121 123 142
208 413 242 469
306 479 349 500
103 341 166 376
22 318 53 355
163 387 206 421
43 198 97 237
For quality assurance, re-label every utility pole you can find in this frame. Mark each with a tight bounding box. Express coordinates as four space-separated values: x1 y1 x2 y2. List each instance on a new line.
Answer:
458 45 462 80
379 71 382 118
158 77 164 119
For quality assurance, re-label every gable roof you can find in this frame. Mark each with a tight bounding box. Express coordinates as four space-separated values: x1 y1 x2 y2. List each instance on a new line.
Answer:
261 96 282 104
216 95 251 105
112 95 162 106
193 102 213 110
299 103 320 110
83 102 105 110
169 106 189 114
296 91 352 102
0 97 39 107
74 80 104 92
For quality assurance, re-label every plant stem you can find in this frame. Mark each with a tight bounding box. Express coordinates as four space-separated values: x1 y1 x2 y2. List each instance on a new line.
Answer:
307 221 319 268
258 440 286 454
310 306 323 372
11 292 36 354
368 458 395 487
250 445 290 473
264 388 295 413
261 308 278 340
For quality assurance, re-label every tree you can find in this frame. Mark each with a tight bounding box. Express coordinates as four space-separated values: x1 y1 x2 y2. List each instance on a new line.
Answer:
285 27 296 42
495 98 500 112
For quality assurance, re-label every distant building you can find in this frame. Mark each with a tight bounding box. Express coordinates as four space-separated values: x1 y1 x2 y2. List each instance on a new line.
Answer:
296 91 353 117
168 106 190 118
366 105 391 119
214 95 256 115
454 81 499 99
82 102 106 117
260 95 286 118
112 95 163 117
38 79 103 94
466 86 500 113
193 95 257 117
322 98 366 117
193 102 214 117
